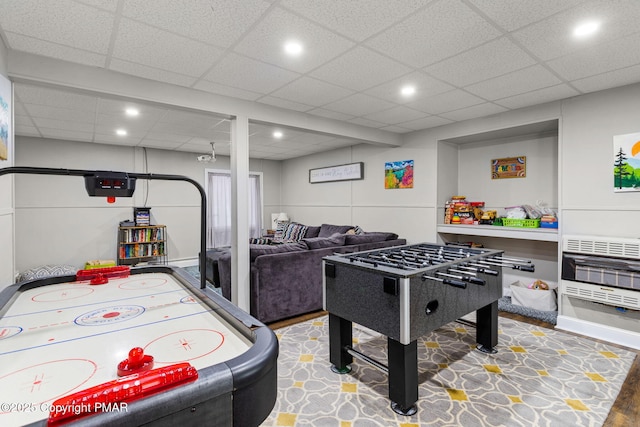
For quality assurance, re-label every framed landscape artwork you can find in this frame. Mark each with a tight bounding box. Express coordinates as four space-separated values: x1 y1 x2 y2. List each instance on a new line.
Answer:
613 132 640 192
0 74 10 161
385 160 413 189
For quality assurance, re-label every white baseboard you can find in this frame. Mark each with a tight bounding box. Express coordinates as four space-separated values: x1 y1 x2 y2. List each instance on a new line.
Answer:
556 315 640 350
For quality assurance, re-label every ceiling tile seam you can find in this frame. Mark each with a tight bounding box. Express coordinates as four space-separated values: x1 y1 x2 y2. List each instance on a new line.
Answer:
103 0 125 69
72 0 119 15
13 94 43 138
189 1 282 89
4 31 110 60
460 0 585 94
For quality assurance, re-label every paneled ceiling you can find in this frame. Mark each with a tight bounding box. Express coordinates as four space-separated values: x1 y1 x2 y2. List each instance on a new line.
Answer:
2 0 640 160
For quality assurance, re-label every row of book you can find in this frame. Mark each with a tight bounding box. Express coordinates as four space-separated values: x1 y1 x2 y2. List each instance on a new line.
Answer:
121 227 165 243
120 242 165 259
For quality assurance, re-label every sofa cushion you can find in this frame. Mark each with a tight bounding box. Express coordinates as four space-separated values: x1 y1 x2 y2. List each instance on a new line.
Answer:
344 233 383 245
305 225 321 238
318 224 353 237
274 222 308 243
250 241 307 261
303 233 346 249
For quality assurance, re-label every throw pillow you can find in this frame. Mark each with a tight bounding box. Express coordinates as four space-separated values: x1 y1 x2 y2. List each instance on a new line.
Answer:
305 226 321 238
17 264 77 282
318 224 353 237
303 233 346 249
273 221 290 241
274 222 308 243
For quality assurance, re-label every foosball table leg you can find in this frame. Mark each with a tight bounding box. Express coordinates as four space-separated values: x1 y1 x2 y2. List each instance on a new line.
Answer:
476 300 499 354
388 337 418 416
329 313 353 374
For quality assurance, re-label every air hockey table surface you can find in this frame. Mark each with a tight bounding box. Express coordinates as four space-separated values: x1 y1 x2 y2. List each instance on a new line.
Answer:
0 266 278 426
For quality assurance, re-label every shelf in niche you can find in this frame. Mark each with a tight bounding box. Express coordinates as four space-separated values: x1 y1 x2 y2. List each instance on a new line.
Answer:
437 224 558 242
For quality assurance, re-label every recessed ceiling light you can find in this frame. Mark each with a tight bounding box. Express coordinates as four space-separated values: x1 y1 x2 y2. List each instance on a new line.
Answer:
284 41 303 56
401 85 416 97
116 129 127 136
573 21 600 38
125 107 139 117
273 131 283 139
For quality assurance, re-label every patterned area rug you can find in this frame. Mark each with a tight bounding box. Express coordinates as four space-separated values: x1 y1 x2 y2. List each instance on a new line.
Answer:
261 316 635 427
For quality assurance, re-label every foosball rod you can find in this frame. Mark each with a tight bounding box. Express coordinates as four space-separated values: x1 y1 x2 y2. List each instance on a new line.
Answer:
345 346 388 374
458 264 500 276
476 260 535 272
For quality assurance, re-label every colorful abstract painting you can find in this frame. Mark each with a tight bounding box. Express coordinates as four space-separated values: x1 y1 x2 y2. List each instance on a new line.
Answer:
0 73 11 161
385 160 413 189
613 132 640 192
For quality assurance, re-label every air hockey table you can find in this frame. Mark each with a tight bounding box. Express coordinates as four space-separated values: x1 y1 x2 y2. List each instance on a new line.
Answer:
0 265 278 427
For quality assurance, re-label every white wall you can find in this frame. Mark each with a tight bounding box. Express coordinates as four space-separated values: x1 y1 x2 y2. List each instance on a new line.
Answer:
560 83 640 237
13 137 281 273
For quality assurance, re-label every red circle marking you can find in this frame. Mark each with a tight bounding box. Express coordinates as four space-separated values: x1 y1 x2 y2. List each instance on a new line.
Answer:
102 312 121 318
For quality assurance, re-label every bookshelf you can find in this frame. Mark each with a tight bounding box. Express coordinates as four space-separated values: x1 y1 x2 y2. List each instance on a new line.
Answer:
118 225 167 266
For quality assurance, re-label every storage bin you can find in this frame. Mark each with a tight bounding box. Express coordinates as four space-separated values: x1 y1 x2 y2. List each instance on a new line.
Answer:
510 281 557 311
540 221 558 229
501 218 540 228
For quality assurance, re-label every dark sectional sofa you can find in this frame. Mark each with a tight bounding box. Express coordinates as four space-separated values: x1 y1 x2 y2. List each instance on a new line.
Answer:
213 223 406 324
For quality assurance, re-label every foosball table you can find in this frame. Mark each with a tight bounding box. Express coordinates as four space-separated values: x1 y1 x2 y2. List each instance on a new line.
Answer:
323 242 535 416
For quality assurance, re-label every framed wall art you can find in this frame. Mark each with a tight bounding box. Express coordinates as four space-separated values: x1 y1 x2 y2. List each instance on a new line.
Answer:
0 74 11 162
613 132 640 192
491 156 526 179
385 160 413 189
309 162 364 183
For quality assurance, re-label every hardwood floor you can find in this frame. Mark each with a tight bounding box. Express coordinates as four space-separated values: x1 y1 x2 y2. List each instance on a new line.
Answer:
269 310 639 427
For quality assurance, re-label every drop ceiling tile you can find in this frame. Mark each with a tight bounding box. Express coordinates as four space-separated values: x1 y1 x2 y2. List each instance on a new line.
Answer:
547 31 640 81
363 105 428 125
159 109 223 128
321 93 395 117
366 0 501 67
424 37 537 87
571 64 640 93
0 0 114 52
16 85 98 111
512 1 640 61
279 0 432 41
380 125 414 133
23 105 97 123
74 0 119 12
310 46 412 91
494 84 580 109
398 115 453 131
257 96 315 112
467 0 585 31
39 128 95 142
306 108 356 121
112 18 224 77
364 71 454 104
5 33 107 67
347 117 387 128
439 102 508 122
407 89 485 114
193 80 262 101
121 0 270 48
268 77 354 107
464 65 562 100
31 117 95 133
233 6 355 74
14 124 40 136
109 59 197 88
204 53 300 94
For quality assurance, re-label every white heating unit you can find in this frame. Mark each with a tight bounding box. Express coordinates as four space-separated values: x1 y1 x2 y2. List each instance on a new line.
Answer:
558 235 640 349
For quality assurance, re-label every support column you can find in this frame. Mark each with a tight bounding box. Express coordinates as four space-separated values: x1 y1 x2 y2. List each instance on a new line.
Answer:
230 115 250 312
